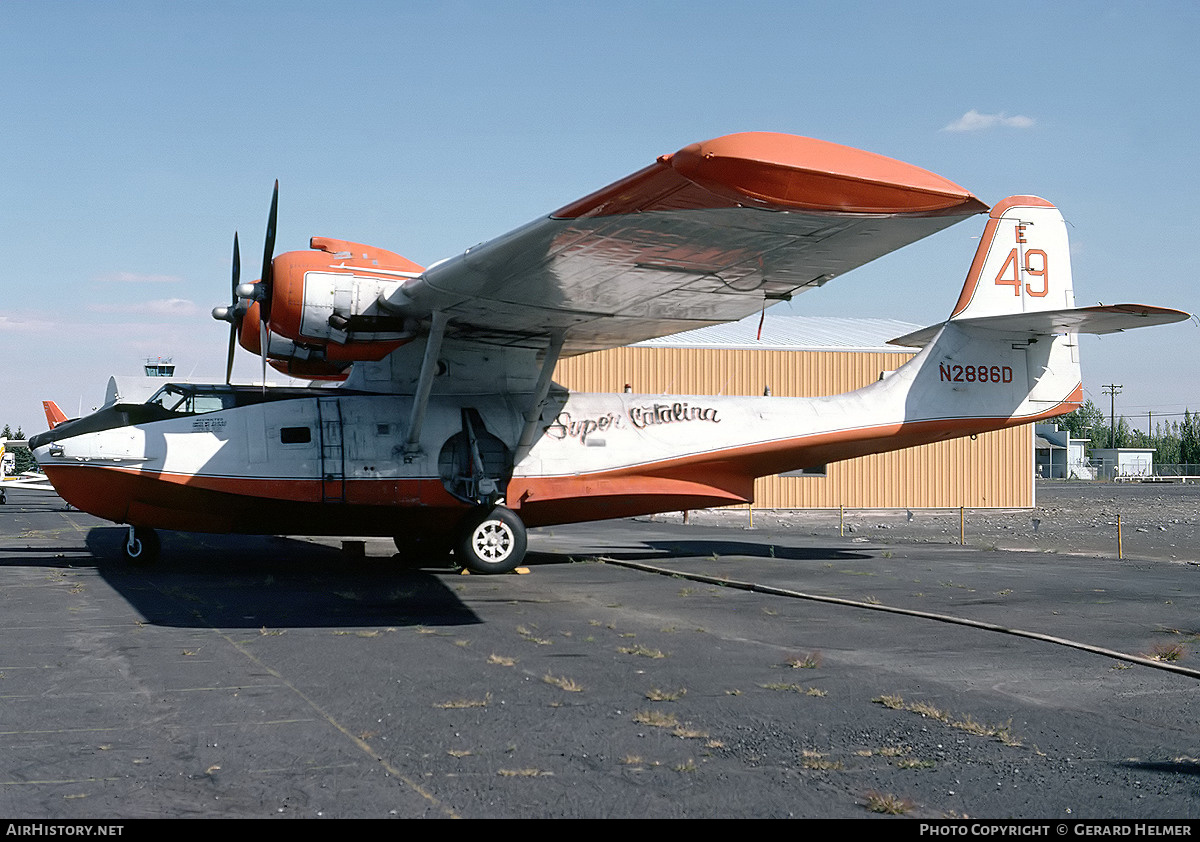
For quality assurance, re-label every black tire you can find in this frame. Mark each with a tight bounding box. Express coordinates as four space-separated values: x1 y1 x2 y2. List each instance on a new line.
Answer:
454 506 527 574
122 527 160 566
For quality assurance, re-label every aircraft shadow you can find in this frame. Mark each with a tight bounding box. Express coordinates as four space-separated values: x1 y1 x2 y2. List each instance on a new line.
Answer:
1120 760 1200 777
580 540 873 563
82 527 482 630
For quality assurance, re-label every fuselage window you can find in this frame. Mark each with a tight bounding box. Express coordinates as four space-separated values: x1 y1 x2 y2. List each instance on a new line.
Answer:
280 426 311 444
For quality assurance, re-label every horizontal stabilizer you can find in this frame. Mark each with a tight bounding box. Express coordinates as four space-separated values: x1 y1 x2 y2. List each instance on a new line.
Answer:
890 304 1190 348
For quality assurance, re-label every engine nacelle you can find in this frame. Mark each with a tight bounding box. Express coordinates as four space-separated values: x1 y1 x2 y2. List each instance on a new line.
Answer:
229 238 425 370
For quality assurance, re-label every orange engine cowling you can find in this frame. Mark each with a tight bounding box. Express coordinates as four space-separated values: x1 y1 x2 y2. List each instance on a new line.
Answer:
237 238 423 371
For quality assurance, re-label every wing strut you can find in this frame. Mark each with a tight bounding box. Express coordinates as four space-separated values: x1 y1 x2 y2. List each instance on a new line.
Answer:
514 330 566 463
403 311 449 459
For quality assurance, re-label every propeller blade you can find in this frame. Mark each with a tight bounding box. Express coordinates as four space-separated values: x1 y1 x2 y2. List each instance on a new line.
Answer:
232 231 241 291
226 232 241 385
260 180 278 325
225 329 237 385
260 319 269 394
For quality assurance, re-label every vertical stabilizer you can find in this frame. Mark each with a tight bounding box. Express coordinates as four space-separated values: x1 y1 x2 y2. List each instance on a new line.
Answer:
43 401 69 430
949 196 1075 321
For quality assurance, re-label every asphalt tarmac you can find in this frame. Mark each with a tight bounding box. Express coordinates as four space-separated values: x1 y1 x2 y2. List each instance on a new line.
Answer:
1 485 1198 819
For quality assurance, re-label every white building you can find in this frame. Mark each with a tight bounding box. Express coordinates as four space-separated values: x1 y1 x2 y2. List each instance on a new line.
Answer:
1034 424 1093 479
1089 447 1156 480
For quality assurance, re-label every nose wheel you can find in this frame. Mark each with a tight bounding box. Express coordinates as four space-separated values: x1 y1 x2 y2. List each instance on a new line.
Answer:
123 526 160 566
455 506 527 574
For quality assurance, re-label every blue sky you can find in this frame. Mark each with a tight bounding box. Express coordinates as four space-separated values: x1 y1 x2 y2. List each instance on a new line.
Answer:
1 1 1196 436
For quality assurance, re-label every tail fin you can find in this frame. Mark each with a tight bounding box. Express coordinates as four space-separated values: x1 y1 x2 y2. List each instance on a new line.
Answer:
42 401 68 430
950 195 1074 320
892 195 1186 348
884 195 1187 429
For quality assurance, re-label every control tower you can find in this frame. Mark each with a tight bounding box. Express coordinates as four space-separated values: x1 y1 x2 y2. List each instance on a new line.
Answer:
144 357 175 377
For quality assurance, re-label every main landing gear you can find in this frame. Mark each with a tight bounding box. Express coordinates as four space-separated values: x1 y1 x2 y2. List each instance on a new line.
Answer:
454 505 527 575
122 526 160 566
391 506 527 574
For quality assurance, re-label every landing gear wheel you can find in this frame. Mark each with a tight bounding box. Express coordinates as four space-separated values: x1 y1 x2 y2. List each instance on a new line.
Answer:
0 490 6 504
455 506 526 574
122 526 160 566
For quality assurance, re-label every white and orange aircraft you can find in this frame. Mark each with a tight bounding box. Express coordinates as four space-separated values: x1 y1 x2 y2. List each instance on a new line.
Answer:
29 133 1187 570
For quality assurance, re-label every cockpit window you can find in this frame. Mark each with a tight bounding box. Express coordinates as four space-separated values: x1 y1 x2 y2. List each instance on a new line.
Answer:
147 385 235 416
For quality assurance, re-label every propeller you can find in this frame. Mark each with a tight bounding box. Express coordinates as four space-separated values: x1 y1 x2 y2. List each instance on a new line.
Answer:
213 181 279 389
211 232 243 384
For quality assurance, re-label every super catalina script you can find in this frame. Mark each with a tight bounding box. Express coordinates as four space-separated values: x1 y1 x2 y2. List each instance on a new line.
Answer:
628 402 720 428
547 402 720 445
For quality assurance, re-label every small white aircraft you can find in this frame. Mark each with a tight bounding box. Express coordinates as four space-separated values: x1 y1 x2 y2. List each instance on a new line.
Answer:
0 438 54 502
29 133 1187 569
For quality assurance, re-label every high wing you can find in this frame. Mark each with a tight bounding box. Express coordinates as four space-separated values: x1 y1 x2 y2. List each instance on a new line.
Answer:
386 132 988 355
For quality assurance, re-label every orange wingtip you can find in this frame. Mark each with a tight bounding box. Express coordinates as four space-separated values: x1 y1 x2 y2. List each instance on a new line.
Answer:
556 132 987 219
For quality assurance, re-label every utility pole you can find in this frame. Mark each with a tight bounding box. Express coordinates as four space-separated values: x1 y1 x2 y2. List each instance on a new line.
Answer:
1102 384 1123 448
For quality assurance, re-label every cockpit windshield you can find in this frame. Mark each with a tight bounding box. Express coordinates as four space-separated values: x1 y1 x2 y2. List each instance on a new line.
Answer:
146 384 236 416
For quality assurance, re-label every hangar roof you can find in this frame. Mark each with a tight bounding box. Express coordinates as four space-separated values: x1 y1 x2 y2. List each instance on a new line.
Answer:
635 313 923 353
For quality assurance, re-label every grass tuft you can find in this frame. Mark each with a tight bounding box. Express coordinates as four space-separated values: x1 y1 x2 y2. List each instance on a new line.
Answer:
1146 643 1186 662
633 709 679 728
801 751 843 771
434 693 491 709
618 644 666 659
786 652 823 669
864 791 914 814
543 673 583 692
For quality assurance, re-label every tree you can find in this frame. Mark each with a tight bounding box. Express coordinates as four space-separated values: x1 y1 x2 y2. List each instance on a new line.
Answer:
1181 410 1200 466
1 423 34 473
1153 419 1181 464
1060 400 1106 447
1111 416 1132 450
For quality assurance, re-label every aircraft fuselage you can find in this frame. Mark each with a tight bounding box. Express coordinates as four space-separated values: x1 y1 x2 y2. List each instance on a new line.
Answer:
31 321 1078 542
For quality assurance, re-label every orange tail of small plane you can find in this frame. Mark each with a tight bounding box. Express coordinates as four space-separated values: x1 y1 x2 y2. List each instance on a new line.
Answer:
42 401 68 430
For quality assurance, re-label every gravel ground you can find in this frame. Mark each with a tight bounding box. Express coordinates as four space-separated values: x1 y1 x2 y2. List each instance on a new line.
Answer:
652 480 1200 564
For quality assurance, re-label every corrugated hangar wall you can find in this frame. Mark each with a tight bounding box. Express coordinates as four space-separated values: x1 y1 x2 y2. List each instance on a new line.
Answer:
551 345 1033 509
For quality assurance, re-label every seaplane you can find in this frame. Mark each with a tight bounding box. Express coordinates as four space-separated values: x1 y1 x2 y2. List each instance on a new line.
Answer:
29 132 1187 571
